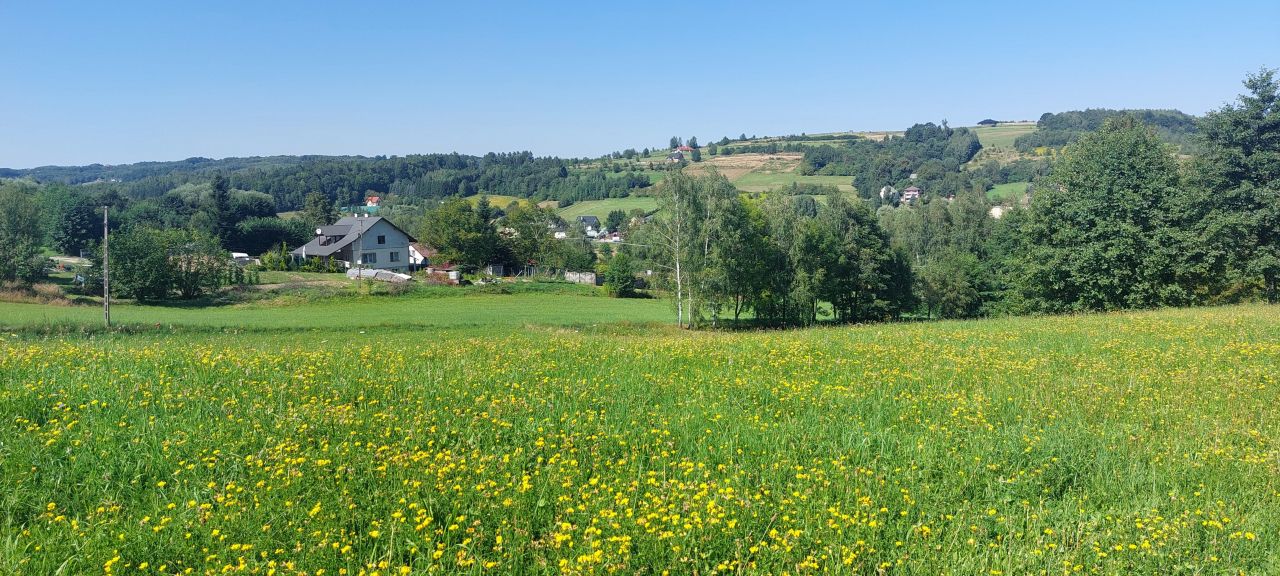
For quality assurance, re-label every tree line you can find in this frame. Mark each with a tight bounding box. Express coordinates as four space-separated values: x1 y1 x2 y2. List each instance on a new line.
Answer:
4 152 653 213
626 69 1279 327
1013 108 1199 153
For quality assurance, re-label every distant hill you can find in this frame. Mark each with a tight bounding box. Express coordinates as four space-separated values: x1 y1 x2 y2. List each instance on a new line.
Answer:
0 155 313 185
0 152 654 212
0 108 1203 214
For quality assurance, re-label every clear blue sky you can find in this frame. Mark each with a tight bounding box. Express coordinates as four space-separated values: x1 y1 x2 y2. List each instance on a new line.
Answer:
2 0 1276 168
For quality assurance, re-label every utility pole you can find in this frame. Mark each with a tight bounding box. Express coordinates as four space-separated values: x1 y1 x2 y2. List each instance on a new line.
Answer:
103 206 110 328
356 213 364 293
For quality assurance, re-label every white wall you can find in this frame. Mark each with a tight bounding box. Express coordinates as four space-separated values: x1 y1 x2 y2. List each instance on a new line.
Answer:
352 220 412 272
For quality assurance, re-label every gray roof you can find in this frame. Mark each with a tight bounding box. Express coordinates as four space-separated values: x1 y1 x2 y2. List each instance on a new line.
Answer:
291 216 415 258
577 215 600 226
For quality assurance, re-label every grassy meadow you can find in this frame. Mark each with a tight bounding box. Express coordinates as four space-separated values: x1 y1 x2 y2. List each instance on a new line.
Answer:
3 295 1279 574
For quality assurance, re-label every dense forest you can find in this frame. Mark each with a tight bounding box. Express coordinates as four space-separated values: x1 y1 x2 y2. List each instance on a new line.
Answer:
1 152 652 213
1013 108 1199 152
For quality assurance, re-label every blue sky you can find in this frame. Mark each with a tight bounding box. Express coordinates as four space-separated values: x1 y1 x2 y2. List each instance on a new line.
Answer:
1 1 1276 168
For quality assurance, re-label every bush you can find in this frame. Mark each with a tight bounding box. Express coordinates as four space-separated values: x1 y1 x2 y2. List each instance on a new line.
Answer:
603 252 636 297
109 226 233 301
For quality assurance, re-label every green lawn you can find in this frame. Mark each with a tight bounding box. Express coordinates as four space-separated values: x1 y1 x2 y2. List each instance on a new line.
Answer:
972 123 1038 149
987 181 1030 203
557 197 659 221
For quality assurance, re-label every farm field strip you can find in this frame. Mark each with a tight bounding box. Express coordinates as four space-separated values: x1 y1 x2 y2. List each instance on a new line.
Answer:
0 292 672 332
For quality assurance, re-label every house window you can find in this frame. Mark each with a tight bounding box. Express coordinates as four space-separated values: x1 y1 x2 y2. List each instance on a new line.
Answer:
377 235 386 245
362 252 377 264
389 251 400 262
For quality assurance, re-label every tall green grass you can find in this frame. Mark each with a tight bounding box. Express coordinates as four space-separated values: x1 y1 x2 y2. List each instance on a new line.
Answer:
2 304 1278 574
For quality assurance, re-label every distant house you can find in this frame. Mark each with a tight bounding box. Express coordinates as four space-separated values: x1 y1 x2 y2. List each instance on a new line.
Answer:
577 215 601 232
676 145 694 152
667 151 685 163
901 186 922 202
366 195 382 207
291 215 414 273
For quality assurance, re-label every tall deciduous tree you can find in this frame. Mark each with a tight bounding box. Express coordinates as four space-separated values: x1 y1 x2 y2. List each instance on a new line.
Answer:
641 171 707 328
1016 116 1185 311
47 187 100 256
502 204 564 269
796 193 911 323
418 198 500 273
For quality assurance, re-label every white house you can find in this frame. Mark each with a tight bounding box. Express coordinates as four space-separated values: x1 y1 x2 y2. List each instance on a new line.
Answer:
291 215 415 273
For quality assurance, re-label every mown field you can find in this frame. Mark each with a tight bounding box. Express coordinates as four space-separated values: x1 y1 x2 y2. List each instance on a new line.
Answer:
3 300 1279 575
730 173 854 194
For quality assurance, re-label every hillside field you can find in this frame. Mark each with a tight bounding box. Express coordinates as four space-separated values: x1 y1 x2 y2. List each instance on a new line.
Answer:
3 297 1279 574
972 123 1038 149
685 153 856 194
466 195 530 209
556 197 659 221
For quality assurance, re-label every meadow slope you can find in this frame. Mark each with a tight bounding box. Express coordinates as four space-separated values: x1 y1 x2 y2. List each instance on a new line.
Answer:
2 303 1278 574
